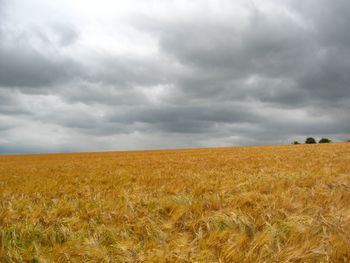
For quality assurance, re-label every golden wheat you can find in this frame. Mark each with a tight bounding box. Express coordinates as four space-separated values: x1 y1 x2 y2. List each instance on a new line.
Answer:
0 143 349 262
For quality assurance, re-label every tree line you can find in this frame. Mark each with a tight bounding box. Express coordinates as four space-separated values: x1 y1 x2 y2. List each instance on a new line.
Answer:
292 137 331 145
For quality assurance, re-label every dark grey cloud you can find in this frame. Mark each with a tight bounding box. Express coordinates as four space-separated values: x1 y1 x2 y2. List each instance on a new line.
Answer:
108 104 257 125
0 25 80 89
0 0 349 154
84 54 170 88
132 0 350 108
0 48 78 89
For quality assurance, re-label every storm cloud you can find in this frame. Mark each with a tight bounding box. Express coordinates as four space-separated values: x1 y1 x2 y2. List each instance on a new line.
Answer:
0 0 349 153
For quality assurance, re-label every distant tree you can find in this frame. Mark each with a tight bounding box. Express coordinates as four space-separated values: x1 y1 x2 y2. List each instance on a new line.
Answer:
305 137 316 144
292 141 300 145
319 138 331 143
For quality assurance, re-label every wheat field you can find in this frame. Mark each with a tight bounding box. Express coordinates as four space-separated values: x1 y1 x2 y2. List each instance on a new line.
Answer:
0 143 349 262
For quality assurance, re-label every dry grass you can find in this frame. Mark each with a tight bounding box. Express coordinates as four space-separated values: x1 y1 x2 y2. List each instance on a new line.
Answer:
0 143 349 262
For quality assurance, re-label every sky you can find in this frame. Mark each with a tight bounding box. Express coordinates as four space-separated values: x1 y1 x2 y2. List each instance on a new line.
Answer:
0 0 349 154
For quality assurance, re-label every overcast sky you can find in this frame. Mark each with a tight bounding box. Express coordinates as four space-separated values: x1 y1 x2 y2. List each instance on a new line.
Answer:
0 0 349 153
